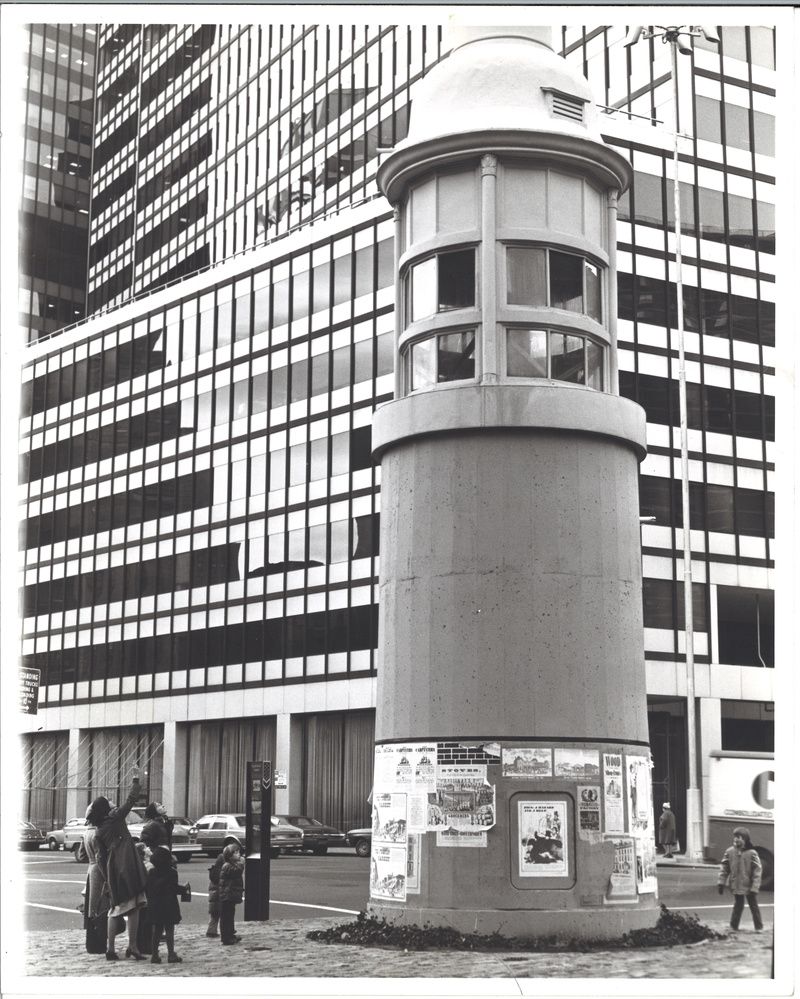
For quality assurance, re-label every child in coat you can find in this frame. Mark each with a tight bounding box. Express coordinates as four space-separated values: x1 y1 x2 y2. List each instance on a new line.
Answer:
717 826 764 932
218 842 244 945
206 852 225 937
145 846 184 963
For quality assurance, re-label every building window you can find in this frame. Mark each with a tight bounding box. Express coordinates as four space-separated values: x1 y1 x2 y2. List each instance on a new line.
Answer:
506 247 602 322
717 586 774 668
506 328 604 390
404 329 476 391
406 248 476 324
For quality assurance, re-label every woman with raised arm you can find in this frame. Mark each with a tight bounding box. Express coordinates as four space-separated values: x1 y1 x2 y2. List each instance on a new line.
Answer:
86 765 149 960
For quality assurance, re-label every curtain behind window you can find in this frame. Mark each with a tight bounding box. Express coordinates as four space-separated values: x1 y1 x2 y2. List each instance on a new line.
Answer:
302 709 374 830
186 717 276 817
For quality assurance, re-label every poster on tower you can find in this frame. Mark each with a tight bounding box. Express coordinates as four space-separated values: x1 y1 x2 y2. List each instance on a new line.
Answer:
625 755 653 837
517 800 568 877
603 753 625 833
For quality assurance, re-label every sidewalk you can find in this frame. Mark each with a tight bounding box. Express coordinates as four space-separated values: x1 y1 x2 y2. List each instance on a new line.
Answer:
21 916 772 982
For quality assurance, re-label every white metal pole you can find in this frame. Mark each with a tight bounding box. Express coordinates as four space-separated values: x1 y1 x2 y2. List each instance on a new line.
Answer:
669 35 703 861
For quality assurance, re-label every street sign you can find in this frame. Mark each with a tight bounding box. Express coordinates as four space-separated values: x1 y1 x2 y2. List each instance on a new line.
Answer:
20 668 40 715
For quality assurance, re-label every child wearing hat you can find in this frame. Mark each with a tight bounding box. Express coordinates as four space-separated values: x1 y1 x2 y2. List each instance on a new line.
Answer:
717 826 763 932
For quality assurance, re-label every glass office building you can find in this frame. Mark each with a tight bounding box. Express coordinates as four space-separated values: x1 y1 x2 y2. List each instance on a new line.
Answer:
18 23 775 849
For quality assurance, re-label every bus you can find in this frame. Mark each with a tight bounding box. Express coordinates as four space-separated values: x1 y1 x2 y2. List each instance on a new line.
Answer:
706 750 774 890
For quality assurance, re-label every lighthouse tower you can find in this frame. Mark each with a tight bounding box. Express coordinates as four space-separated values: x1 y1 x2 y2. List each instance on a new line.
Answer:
369 26 657 938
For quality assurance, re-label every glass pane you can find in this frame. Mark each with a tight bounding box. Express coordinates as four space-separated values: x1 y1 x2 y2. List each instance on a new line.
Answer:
290 357 308 403
507 329 547 378
309 438 327 481
410 337 436 390
270 366 288 408
724 102 750 152
232 380 249 419
216 301 232 347
234 292 251 340
721 27 747 62
549 251 583 312
698 187 725 242
507 247 546 306
253 285 269 335
586 340 603 390
331 345 350 391
749 27 774 70
251 373 268 413
198 307 215 353
333 253 352 306
727 193 754 249
438 249 475 311
411 257 436 322
214 386 229 425
584 261 601 322
311 352 329 396
269 449 286 491
354 338 372 384
312 260 331 313
695 95 722 144
292 269 310 321
752 110 774 157
437 331 475 383
633 171 663 226
550 333 585 383
272 276 290 325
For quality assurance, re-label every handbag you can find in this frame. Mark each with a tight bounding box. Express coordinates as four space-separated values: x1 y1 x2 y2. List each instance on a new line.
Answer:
179 882 192 902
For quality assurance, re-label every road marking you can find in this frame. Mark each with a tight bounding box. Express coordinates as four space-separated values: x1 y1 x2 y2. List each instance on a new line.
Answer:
26 903 82 915
269 900 360 914
674 904 774 911
26 879 86 885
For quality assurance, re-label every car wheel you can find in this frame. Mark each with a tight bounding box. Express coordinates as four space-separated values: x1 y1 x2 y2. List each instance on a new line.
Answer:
73 843 86 862
755 847 774 891
354 838 370 858
48 838 59 851
313 846 328 856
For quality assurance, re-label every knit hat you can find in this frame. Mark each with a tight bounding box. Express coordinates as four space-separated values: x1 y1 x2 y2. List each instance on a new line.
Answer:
662 802 671 809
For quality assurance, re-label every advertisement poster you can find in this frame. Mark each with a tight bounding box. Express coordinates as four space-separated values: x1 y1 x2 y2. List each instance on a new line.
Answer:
374 743 437 793
604 837 637 902
603 753 625 834
635 836 658 895
626 755 653 836
502 747 552 777
372 792 408 844
369 845 407 901
428 766 495 831
406 793 429 833
577 785 601 839
436 828 487 848
406 833 421 893
554 748 601 779
518 801 568 877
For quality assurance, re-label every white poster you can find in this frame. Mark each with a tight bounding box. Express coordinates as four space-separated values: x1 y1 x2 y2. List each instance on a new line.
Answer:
517 801 568 877
604 836 637 902
436 828 487 848
554 748 601 779
502 747 552 777
373 743 438 793
370 844 407 901
635 836 658 895
603 752 625 834
428 766 495 831
577 785 601 840
372 792 408 845
406 833 421 893
406 792 429 833
626 755 653 836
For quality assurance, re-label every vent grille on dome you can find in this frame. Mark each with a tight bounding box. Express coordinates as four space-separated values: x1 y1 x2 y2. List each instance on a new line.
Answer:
549 92 585 123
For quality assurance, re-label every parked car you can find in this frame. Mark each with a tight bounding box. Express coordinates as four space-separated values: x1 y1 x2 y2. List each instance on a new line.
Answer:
190 813 304 858
345 827 372 857
46 816 87 851
124 808 203 863
19 820 46 851
275 815 346 855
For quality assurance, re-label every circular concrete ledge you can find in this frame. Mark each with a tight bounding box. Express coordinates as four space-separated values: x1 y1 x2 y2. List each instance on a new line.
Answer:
372 383 648 463
368 901 659 940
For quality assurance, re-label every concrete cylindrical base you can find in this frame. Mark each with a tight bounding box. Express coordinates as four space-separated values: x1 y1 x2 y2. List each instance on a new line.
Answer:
368 901 659 940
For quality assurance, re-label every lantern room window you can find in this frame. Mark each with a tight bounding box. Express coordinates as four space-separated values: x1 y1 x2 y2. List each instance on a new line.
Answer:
406 248 476 323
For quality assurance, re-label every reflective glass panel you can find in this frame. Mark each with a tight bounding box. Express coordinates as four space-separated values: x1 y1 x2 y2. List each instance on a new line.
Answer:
410 257 436 322
586 339 603 390
410 337 435 390
437 331 475 383
507 329 547 378
550 333 585 383
507 247 546 306
549 251 583 312
584 261 601 321
438 249 475 311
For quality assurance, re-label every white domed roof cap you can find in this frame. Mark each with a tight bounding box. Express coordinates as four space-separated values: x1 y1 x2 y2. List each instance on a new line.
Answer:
403 25 602 147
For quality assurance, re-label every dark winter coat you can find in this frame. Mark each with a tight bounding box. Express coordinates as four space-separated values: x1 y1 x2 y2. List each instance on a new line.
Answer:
145 857 182 925
141 816 173 853
719 845 762 894
207 853 225 908
218 856 244 904
95 780 148 909
658 808 677 846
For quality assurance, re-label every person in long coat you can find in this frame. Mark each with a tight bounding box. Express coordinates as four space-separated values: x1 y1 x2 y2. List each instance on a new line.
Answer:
87 767 148 960
146 846 183 963
80 809 111 954
658 802 677 858
140 802 174 854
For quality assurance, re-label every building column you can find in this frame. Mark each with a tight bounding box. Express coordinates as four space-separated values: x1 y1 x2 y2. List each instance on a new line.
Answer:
698 697 722 852
65 728 90 820
161 721 188 816
274 712 303 814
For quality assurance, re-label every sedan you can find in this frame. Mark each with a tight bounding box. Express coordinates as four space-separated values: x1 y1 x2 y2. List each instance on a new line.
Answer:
275 815 346 855
19 821 46 851
45 816 86 851
345 826 372 857
125 809 203 863
190 813 304 858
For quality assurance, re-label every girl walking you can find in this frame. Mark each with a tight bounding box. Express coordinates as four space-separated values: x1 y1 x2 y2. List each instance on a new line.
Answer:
717 826 764 932
146 845 184 963
218 843 244 945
